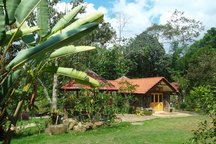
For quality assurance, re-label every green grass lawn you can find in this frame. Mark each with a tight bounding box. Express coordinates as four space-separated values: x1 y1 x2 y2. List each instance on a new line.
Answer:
11 115 208 144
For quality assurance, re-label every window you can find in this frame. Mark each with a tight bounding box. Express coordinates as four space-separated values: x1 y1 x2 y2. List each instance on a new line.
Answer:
155 94 159 102
159 94 163 102
151 93 163 103
151 94 154 102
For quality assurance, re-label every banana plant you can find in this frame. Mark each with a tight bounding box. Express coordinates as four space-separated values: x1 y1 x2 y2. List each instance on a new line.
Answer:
0 0 103 143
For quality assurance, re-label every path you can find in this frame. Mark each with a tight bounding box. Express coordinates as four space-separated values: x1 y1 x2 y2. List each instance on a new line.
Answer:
116 111 198 124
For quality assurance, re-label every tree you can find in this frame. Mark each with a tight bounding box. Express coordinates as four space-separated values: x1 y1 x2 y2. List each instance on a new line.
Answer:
74 21 116 47
0 0 103 143
186 85 216 144
182 27 216 89
182 28 216 143
186 47 216 87
90 46 131 80
145 10 204 80
144 10 205 103
115 12 128 45
146 9 204 48
186 85 215 114
191 27 216 49
125 32 170 78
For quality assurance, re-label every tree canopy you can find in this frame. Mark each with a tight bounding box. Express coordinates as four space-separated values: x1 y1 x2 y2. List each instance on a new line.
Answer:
125 32 170 78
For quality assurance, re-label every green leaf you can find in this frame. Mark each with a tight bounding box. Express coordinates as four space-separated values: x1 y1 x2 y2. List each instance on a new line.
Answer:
42 65 58 74
37 0 49 37
15 0 40 24
0 0 5 42
1 26 39 46
14 0 41 44
51 12 103 37
22 33 36 45
57 67 99 87
5 0 21 24
6 22 99 71
0 70 21 103
50 45 95 59
51 4 83 34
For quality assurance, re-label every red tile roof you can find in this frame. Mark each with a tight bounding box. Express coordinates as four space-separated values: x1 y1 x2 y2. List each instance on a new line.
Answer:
61 80 118 91
171 82 180 92
60 70 118 91
109 76 177 94
60 70 177 94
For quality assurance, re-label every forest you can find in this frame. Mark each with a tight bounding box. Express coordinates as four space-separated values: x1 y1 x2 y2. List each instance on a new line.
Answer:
0 0 215 143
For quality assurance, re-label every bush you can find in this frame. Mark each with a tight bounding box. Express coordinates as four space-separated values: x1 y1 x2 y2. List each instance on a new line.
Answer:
186 85 216 143
64 89 117 123
179 102 187 110
143 109 153 115
186 117 216 144
186 85 216 114
135 107 152 116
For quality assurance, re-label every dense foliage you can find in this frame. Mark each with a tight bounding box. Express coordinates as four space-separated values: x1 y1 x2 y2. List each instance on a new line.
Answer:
0 0 103 143
126 32 169 78
1 0 216 142
63 89 134 123
186 86 216 114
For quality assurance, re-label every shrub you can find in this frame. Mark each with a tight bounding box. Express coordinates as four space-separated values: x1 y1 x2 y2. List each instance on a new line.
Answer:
135 107 152 116
179 102 187 110
64 89 117 123
186 85 216 114
186 85 216 143
186 117 216 144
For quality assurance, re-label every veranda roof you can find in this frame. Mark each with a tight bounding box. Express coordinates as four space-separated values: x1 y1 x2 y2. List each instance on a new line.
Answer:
60 70 118 91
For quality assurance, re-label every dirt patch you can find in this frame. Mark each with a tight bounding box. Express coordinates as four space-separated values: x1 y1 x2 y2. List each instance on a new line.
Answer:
116 114 156 122
153 111 198 118
116 112 197 123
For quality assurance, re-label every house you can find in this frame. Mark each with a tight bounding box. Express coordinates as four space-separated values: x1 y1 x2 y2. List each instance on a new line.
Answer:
109 76 178 111
61 71 178 112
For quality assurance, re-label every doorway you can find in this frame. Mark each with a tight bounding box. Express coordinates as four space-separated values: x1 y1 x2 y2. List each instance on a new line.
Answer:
150 93 163 111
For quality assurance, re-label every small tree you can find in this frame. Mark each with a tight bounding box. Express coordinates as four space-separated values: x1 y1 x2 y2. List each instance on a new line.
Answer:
186 85 216 143
186 85 215 114
64 89 117 123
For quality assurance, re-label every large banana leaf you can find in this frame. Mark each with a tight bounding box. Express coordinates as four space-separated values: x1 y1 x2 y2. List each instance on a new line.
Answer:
51 5 83 35
0 70 21 104
6 22 99 71
57 67 99 87
37 0 49 37
15 0 41 25
50 45 95 59
14 0 41 44
51 12 103 37
0 0 5 42
0 26 39 46
5 0 21 24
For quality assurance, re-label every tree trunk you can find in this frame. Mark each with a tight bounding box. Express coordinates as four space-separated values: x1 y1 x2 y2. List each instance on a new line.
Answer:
51 59 58 111
0 107 6 141
37 78 52 105
3 100 23 144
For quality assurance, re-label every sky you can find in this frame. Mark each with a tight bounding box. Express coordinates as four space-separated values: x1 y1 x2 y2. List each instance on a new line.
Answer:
59 0 216 39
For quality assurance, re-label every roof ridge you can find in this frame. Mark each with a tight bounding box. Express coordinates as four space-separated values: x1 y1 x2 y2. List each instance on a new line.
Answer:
129 77 164 80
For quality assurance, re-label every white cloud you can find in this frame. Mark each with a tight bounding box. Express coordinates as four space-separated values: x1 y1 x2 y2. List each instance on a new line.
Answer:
55 0 216 40
109 0 153 38
54 2 109 22
151 0 216 32
53 2 73 13
80 3 109 20
85 3 108 14
109 0 216 38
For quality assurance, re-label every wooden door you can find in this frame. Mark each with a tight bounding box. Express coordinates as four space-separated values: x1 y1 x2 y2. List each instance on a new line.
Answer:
150 93 163 111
